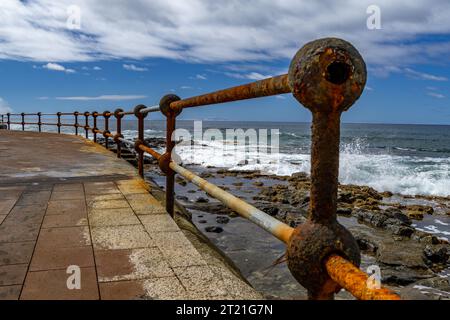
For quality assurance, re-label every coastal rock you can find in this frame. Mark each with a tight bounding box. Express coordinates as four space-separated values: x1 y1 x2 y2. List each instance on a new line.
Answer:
423 244 449 264
252 181 264 187
195 197 209 203
216 216 230 224
205 226 223 233
406 205 434 220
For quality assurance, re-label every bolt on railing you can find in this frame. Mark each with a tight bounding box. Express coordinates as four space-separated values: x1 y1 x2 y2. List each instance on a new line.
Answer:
0 37 401 301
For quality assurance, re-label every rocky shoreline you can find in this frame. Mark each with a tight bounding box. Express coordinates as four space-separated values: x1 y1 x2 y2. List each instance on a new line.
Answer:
109 137 450 299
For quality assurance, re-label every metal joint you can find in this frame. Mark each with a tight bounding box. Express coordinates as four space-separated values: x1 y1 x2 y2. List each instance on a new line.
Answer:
134 139 144 154
103 111 111 119
134 105 148 118
103 130 111 138
286 37 367 300
159 94 182 117
114 108 124 119
113 133 123 144
158 152 172 175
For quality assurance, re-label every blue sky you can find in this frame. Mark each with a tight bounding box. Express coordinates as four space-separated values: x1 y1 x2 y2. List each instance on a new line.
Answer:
0 0 450 124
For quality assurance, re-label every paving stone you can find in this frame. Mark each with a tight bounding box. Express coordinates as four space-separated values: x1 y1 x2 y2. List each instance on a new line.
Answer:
95 248 173 282
46 199 86 216
91 225 154 250
116 180 149 195
125 194 166 215
0 264 28 286
4 205 46 225
16 191 51 206
0 215 6 224
0 285 22 300
142 277 188 300
150 231 189 249
88 199 130 210
0 241 35 265
50 191 85 201
37 226 91 248
0 222 40 243
42 211 88 228
0 199 17 215
21 267 99 300
0 188 24 200
174 265 228 297
89 207 140 227
86 193 125 202
99 280 148 300
53 183 84 192
161 244 207 268
30 246 95 271
140 214 180 233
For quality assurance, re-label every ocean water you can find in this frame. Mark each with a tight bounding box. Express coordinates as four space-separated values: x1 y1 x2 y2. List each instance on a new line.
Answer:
8 120 450 197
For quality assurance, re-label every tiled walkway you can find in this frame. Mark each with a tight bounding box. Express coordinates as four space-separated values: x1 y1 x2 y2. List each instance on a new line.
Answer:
0 130 260 300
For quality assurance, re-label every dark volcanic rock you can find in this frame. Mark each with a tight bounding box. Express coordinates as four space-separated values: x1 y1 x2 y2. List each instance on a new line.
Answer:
205 226 223 233
195 197 209 203
216 216 230 224
423 245 449 264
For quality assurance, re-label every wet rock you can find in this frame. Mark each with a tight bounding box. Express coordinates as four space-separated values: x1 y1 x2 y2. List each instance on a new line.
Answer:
176 195 188 201
216 216 230 224
176 177 187 186
337 207 352 216
198 220 207 224
232 182 244 187
252 181 264 187
255 203 279 216
195 197 209 203
355 208 412 236
187 190 197 193
205 226 223 233
406 205 434 220
380 191 393 198
200 172 214 179
400 277 450 300
423 245 449 264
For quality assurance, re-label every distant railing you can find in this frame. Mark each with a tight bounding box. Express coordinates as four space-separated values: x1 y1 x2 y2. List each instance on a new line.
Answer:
0 37 400 300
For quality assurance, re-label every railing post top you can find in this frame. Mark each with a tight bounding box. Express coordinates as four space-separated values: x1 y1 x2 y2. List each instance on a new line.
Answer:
57 112 62 116
84 111 90 116
37 112 41 116
102 110 111 118
133 104 148 118
92 111 99 117
74 111 79 116
288 37 366 114
114 108 124 119
159 94 182 117
21 112 25 116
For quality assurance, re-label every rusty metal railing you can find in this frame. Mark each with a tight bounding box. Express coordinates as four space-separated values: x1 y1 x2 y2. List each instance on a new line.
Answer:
0 37 400 300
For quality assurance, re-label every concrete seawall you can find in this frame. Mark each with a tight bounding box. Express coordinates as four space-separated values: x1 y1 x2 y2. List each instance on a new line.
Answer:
0 130 261 299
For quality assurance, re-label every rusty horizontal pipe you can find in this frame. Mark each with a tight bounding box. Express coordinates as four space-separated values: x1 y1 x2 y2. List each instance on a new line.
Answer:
140 105 160 114
139 143 162 160
169 161 294 243
170 74 290 111
117 111 134 116
325 254 401 300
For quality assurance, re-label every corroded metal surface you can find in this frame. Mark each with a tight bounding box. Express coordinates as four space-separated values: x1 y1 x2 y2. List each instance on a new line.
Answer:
286 37 366 299
170 75 290 111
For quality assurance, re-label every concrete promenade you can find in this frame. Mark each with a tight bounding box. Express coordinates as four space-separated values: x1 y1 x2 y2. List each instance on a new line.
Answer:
0 130 261 300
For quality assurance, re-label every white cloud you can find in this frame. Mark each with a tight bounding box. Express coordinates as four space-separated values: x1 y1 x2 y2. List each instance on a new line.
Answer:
37 96 49 100
0 0 450 71
55 94 147 101
0 97 12 113
93 66 102 70
195 74 207 80
427 92 445 99
225 72 272 80
42 62 75 73
404 68 447 81
123 64 148 72
180 86 193 89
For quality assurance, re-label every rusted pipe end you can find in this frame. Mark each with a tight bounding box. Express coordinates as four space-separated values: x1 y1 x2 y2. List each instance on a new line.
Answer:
288 38 366 113
160 94 182 117
287 220 360 299
114 108 124 119
134 105 148 118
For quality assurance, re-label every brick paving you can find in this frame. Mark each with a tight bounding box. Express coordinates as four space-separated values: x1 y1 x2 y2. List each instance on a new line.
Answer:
0 130 261 300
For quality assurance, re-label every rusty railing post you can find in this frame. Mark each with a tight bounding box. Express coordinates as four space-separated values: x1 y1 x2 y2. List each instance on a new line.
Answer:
37 112 42 132
103 111 111 149
84 112 90 139
92 111 99 143
74 111 79 135
21 112 25 131
7 113 10 130
56 112 62 134
133 105 148 177
159 95 182 217
286 38 367 300
113 108 124 158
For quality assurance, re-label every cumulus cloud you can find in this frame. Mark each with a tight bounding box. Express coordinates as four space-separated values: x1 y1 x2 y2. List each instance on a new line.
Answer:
427 92 445 99
0 0 450 71
42 62 75 73
55 94 147 101
123 64 148 72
